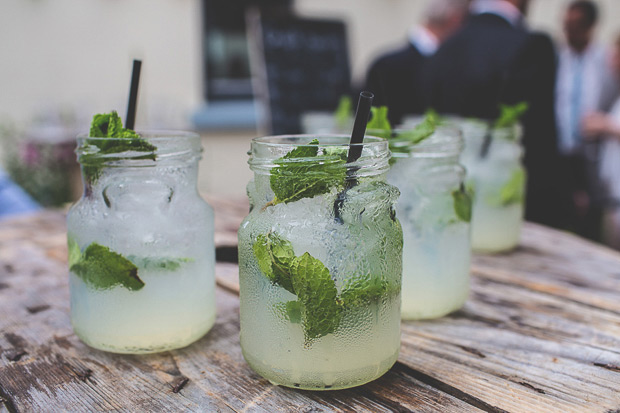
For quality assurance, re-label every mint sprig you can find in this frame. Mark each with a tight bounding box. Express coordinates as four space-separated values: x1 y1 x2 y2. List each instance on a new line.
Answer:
390 113 437 145
367 106 392 139
366 107 437 162
81 111 157 184
68 238 191 291
253 232 296 294
290 252 343 341
498 168 526 206
125 256 193 271
268 139 347 205
495 102 528 128
334 96 352 130
69 240 145 291
285 300 302 323
340 275 390 308
253 232 396 344
452 184 473 223
68 237 82 268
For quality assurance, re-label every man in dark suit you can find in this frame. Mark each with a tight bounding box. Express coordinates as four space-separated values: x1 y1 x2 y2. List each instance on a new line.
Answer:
364 0 468 126
425 0 565 228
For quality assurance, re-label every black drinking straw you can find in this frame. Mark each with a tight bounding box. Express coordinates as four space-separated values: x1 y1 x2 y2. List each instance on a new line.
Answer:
347 91 374 163
479 120 494 159
480 71 509 159
334 91 374 222
125 59 142 130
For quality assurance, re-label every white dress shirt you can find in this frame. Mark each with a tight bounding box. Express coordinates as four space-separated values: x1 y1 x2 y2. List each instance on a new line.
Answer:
408 25 439 57
556 43 611 154
600 99 620 202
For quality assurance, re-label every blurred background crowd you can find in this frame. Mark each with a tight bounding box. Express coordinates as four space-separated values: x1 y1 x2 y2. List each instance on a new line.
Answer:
3 0 620 249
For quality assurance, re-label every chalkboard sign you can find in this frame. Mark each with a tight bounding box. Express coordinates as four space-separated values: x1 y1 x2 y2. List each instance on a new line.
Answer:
248 13 351 134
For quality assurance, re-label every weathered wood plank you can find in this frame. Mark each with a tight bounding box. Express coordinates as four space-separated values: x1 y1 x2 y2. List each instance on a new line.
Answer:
0 217 236 411
0 271 477 412
205 194 248 249
215 262 241 294
398 272 620 413
472 223 620 315
0 196 248 253
168 289 480 413
0 210 480 412
3 209 620 412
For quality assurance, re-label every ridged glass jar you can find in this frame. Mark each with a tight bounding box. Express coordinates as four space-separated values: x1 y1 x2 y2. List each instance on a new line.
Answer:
238 135 403 390
67 131 216 354
459 120 526 252
387 126 471 320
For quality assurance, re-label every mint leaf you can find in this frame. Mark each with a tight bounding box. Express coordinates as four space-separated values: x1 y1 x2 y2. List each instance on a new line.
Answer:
89 111 141 140
253 232 296 294
269 139 346 204
425 108 441 125
499 168 526 206
452 185 472 222
290 252 342 343
82 111 156 184
367 106 392 139
281 138 319 158
126 256 193 271
285 300 302 324
385 112 437 165
67 237 81 268
70 242 144 291
89 113 114 137
253 233 398 344
323 146 348 161
334 96 352 130
392 114 436 145
495 102 528 128
340 275 388 308
273 300 302 323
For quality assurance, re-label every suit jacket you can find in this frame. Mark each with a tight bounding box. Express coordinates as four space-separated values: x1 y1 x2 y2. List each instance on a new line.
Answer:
424 13 565 227
365 43 427 126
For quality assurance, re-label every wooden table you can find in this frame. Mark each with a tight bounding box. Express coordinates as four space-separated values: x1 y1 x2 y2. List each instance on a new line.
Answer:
1 198 619 412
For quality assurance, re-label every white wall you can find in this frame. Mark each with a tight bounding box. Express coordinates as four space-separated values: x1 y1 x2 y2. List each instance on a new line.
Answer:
3 0 619 127
0 0 203 128
4 0 620 198
293 0 426 86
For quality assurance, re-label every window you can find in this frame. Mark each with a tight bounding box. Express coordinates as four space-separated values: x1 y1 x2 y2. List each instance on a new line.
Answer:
202 0 292 101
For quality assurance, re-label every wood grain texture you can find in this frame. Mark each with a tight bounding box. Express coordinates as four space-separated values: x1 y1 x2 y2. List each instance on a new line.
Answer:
1 210 619 412
0 209 475 412
205 194 249 250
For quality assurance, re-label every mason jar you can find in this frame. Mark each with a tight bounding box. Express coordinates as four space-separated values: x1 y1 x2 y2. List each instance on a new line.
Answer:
238 135 402 390
67 131 216 354
387 126 471 320
459 120 526 252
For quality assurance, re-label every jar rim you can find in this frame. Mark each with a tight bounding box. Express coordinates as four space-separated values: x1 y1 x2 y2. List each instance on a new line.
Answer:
75 130 202 166
248 134 391 177
389 125 463 158
437 116 523 140
77 130 200 141
251 134 387 147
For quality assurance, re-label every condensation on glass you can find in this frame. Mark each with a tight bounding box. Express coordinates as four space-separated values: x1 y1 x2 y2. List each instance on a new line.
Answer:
238 135 403 390
387 125 471 320
67 131 215 354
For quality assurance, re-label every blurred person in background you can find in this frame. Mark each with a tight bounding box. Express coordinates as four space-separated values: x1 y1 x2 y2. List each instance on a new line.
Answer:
556 0 617 241
364 0 469 125
424 0 565 229
582 34 620 249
